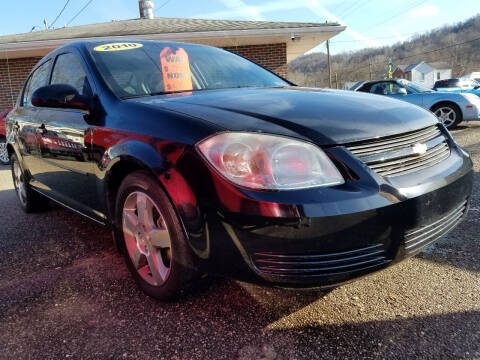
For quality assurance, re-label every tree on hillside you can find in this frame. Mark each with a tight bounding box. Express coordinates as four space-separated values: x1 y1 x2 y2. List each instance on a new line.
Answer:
288 14 480 88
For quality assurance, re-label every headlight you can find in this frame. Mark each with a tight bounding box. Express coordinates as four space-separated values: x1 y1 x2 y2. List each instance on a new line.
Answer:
196 132 345 190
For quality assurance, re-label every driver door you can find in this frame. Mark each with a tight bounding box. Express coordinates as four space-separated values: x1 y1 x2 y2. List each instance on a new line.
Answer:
33 52 100 216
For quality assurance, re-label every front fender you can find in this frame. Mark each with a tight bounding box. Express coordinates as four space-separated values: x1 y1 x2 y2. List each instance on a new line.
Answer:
103 140 166 174
98 138 208 259
425 93 467 109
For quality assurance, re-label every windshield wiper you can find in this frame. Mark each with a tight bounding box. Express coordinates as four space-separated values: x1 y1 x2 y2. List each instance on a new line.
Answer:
149 89 195 96
120 94 151 100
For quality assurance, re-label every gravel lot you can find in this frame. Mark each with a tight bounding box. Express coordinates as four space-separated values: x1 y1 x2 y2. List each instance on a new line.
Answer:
0 124 479 360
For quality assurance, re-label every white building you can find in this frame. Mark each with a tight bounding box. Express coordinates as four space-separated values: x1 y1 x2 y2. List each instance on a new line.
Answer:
394 61 451 88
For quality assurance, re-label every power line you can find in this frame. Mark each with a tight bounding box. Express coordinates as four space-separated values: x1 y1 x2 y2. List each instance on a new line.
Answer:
330 29 436 44
154 0 173 13
338 0 371 19
66 0 95 26
331 32 423 43
356 35 480 72
360 0 428 31
50 0 71 28
336 2 361 18
328 2 352 16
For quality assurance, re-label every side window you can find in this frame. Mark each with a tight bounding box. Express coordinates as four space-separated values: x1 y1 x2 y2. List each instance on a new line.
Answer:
385 83 405 95
370 83 387 95
23 60 51 107
22 76 33 106
51 53 92 97
370 82 403 95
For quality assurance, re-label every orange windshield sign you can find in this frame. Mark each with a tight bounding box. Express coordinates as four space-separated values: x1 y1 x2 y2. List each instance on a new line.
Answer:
160 47 193 92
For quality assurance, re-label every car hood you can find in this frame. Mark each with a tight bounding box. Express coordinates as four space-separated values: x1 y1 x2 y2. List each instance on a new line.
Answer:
130 87 438 145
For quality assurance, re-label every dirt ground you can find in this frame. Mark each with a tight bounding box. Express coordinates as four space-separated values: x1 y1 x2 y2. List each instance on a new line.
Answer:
0 124 479 359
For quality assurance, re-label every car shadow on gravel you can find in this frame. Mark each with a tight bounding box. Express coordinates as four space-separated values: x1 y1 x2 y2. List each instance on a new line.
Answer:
268 310 480 359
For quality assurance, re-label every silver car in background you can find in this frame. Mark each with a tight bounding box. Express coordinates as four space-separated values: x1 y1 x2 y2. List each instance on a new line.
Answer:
354 79 480 128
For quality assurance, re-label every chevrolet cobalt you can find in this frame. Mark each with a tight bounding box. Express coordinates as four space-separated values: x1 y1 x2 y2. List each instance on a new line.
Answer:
5 41 473 300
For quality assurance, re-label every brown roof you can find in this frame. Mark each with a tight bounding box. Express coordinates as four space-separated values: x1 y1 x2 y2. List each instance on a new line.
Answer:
0 17 341 44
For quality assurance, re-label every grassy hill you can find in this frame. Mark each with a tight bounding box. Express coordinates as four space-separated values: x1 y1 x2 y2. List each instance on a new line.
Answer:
288 14 480 88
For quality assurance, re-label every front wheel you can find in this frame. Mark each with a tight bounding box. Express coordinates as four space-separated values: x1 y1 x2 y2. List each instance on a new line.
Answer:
115 170 199 301
432 103 462 129
0 137 9 165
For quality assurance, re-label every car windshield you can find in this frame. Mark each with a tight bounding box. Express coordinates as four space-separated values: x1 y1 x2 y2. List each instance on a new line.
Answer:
397 79 433 93
88 41 289 99
435 79 460 88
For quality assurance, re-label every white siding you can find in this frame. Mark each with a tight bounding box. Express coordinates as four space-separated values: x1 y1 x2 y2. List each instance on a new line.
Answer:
411 69 434 87
434 69 452 83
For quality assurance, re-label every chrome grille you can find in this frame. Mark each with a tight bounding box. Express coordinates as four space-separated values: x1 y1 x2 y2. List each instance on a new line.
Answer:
346 125 450 177
404 200 468 255
252 243 388 277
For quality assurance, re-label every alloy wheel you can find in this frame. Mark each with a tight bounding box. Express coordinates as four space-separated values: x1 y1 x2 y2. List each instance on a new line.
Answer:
434 106 456 127
12 160 27 206
122 191 172 286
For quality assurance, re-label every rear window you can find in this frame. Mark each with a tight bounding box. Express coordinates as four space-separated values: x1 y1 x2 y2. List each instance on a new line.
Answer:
88 41 288 99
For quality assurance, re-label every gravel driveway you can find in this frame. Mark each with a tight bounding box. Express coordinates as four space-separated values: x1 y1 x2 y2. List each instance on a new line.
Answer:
0 124 479 360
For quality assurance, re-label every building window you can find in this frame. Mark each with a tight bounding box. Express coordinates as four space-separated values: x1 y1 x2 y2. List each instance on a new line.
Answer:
437 72 441 80
421 73 425 81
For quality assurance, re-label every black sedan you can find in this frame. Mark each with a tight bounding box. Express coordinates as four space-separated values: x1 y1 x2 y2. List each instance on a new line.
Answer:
5 40 473 300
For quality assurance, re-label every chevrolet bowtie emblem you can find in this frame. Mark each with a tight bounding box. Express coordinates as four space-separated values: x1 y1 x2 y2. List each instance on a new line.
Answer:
412 143 428 155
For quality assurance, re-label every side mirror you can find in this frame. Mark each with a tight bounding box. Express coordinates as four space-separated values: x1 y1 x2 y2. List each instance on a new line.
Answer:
398 88 408 95
32 84 90 111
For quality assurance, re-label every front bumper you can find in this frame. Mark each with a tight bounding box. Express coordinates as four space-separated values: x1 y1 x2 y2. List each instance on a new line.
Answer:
463 103 480 121
199 135 473 288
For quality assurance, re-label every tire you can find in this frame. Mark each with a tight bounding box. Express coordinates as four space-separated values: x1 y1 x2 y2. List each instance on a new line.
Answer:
0 137 9 165
431 103 462 129
10 153 47 213
115 170 199 301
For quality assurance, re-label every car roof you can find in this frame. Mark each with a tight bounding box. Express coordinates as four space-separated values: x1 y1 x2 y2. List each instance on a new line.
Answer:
360 80 397 86
54 39 210 53
32 39 213 74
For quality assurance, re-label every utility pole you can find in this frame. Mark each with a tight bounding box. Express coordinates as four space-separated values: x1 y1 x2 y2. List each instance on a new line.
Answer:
335 72 338 89
326 39 332 88
369 60 373 81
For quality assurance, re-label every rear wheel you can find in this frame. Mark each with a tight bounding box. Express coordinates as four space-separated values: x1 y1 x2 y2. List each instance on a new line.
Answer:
432 103 462 129
115 170 199 300
0 138 9 165
10 153 46 213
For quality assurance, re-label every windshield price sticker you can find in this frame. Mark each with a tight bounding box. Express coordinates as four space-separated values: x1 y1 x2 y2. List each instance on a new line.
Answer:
94 43 143 52
160 47 193 92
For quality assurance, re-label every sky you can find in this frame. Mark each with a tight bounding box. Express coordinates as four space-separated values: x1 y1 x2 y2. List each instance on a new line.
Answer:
0 0 479 55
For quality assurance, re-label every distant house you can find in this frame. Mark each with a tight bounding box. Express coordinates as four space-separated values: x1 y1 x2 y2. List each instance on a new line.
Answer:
393 61 451 88
393 64 407 79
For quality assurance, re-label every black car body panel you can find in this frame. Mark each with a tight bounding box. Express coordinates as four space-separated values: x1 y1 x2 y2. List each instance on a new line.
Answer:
5 40 474 290
131 87 438 145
